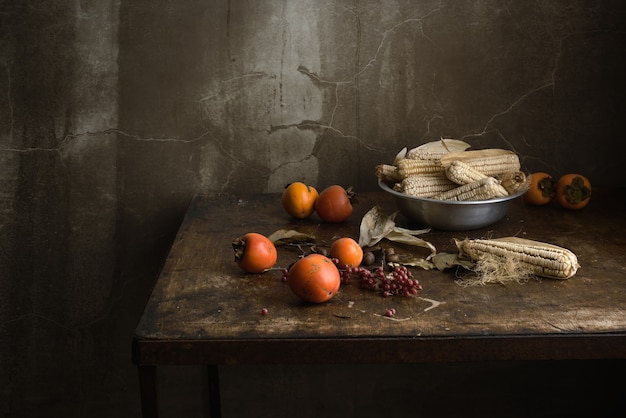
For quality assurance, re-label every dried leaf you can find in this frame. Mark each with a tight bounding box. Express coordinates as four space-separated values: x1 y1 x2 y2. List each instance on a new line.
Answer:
358 206 398 247
393 225 432 236
384 230 436 259
431 252 475 271
409 138 471 156
393 147 407 164
359 206 437 261
390 257 436 270
268 229 316 246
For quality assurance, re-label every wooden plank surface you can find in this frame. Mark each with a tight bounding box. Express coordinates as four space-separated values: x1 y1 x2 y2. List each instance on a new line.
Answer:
134 189 626 364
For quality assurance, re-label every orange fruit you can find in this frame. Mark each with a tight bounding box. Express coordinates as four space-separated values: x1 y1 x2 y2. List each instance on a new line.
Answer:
232 232 277 273
555 174 591 210
282 182 318 219
287 254 340 303
330 237 363 268
315 185 354 223
523 172 555 205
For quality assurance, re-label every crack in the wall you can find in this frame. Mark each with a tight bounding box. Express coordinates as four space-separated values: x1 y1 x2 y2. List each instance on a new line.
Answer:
284 3 444 154
67 128 211 145
352 4 442 82
198 3 446 173
200 128 274 193
268 153 318 176
458 28 592 169
1 125 213 330
419 70 447 140
295 65 343 131
1 129 215 186
462 81 555 153
177 3 618 188
2 128 210 154
455 19 617 168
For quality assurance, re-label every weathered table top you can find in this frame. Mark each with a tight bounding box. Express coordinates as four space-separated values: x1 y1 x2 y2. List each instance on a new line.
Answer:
133 189 626 366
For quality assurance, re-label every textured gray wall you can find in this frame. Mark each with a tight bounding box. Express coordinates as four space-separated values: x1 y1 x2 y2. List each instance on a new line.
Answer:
1 1 625 417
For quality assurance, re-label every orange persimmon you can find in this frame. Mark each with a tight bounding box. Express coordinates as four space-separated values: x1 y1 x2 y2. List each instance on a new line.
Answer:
523 172 555 205
315 185 354 223
287 254 341 303
282 182 318 219
232 232 277 273
555 174 592 210
330 237 363 268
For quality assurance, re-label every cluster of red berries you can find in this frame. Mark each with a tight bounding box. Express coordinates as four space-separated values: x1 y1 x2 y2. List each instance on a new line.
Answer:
335 261 422 298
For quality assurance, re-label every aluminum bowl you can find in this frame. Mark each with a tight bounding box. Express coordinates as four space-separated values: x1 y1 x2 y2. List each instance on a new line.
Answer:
378 179 527 231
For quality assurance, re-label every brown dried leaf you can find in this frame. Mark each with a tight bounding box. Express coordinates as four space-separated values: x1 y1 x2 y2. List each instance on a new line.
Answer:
268 229 316 246
393 147 407 164
391 257 436 270
358 206 398 247
384 230 436 260
359 206 436 261
431 252 475 271
409 139 471 156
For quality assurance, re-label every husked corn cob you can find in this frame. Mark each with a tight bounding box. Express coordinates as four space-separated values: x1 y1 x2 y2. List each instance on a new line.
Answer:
397 175 457 198
406 149 445 161
445 160 488 185
396 158 444 178
497 171 529 195
375 164 401 182
433 177 508 201
440 149 521 176
454 237 580 279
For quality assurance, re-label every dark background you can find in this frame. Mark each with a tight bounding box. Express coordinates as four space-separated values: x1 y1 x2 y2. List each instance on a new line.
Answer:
1 1 625 417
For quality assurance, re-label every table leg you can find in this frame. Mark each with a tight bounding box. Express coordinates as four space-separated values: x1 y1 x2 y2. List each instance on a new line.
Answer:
138 365 159 418
207 365 222 418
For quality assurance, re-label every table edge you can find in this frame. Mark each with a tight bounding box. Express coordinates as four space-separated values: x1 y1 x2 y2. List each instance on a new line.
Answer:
132 332 626 365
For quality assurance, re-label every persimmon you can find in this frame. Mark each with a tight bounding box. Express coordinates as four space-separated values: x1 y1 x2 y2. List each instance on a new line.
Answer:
282 182 318 219
330 237 363 268
287 254 340 303
555 174 592 210
524 172 555 205
232 232 277 273
315 185 355 223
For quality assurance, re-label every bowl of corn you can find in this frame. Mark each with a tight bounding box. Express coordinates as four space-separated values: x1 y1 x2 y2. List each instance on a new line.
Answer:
375 143 530 231
378 179 527 231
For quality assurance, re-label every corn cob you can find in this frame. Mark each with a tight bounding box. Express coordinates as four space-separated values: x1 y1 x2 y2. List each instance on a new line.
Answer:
375 164 401 182
454 236 580 279
397 175 457 198
440 149 521 176
497 171 529 195
396 158 444 178
433 177 508 201
406 150 445 161
445 160 488 185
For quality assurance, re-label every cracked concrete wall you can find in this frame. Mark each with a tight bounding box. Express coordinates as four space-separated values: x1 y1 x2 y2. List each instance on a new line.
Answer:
1 0 625 416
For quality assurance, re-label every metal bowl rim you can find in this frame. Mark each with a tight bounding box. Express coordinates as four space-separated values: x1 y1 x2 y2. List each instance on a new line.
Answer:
377 178 528 205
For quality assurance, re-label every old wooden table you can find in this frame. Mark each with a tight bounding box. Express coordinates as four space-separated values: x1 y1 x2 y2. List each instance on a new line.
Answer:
132 190 626 418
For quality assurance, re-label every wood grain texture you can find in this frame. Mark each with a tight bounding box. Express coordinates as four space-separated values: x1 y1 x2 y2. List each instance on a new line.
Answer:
134 190 626 365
